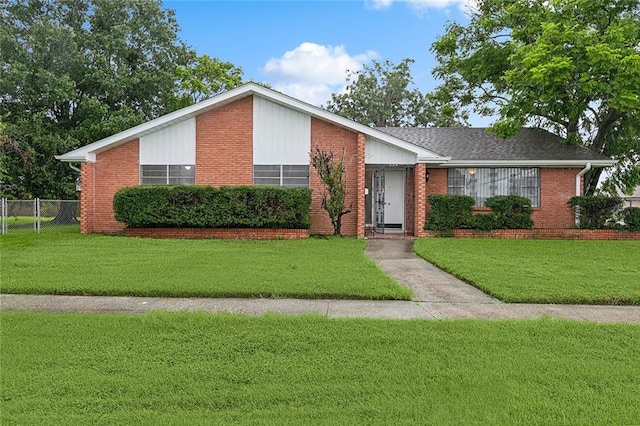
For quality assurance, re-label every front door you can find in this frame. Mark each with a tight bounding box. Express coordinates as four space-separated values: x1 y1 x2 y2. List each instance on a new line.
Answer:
384 170 404 230
372 169 404 233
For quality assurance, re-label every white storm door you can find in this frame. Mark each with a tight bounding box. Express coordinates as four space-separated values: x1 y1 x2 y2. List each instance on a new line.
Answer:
384 170 404 228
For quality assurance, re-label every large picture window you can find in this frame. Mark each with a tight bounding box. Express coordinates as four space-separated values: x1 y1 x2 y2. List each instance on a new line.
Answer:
448 168 540 207
140 165 195 185
253 165 309 188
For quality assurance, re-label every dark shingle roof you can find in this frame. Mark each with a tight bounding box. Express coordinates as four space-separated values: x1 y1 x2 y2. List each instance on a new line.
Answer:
376 127 611 162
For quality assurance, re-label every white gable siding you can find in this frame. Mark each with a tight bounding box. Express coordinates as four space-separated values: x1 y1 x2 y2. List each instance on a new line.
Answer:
139 118 196 165
365 136 416 164
253 95 310 165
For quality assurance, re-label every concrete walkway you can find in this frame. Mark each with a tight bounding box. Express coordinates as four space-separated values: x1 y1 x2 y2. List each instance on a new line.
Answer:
2 239 639 323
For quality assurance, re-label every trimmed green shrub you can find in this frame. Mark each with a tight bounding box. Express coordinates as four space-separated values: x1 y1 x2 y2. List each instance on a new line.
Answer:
425 195 475 231
484 195 534 229
621 207 640 231
471 213 500 230
568 196 623 229
114 185 311 229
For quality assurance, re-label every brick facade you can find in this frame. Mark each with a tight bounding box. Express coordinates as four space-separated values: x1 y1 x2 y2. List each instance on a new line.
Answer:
196 96 253 186
309 118 360 236
124 228 309 239
78 94 595 237
81 140 139 234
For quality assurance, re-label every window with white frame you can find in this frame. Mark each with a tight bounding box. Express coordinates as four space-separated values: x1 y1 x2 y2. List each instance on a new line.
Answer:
447 168 540 207
140 165 195 185
253 165 309 188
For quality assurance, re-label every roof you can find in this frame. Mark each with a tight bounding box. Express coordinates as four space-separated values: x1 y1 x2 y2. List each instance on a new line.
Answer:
56 82 444 163
56 83 616 167
377 127 616 167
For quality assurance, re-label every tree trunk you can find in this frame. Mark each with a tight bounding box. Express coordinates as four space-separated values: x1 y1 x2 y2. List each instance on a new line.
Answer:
51 201 79 225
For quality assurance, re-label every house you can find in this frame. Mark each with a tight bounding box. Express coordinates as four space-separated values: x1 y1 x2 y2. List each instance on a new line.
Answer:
56 83 615 237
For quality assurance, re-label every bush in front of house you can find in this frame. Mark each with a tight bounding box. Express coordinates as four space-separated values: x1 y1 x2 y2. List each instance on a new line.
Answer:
114 185 311 229
568 195 623 229
425 194 476 231
621 207 640 231
482 195 534 229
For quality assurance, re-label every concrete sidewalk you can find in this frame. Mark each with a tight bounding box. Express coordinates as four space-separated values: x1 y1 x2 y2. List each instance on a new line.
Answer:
2 239 639 323
2 294 639 323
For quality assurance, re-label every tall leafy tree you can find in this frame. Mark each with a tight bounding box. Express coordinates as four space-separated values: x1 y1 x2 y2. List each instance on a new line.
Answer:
326 58 468 128
0 0 243 198
430 0 640 194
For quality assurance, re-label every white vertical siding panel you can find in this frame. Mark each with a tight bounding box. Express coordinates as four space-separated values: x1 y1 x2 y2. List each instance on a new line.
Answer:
253 96 310 164
139 118 196 164
365 136 416 164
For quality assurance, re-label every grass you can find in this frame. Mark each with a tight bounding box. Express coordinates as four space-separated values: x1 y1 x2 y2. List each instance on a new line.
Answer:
414 238 640 305
0 227 411 300
1 312 639 424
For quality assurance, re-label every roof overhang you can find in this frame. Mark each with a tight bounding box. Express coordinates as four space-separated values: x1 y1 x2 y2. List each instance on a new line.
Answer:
435 160 617 168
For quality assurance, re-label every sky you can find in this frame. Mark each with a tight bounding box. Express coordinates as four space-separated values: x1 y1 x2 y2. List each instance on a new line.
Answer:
163 0 476 113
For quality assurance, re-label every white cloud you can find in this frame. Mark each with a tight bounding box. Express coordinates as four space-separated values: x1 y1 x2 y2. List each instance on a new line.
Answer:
366 0 478 14
263 42 377 106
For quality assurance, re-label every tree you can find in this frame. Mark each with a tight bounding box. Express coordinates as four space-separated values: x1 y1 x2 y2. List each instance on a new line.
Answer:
326 58 468 128
430 0 640 195
165 54 244 110
0 0 244 199
310 146 352 236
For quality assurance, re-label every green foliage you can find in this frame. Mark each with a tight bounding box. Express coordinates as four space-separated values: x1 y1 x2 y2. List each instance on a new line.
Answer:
3 313 640 424
415 239 640 304
471 213 500 231
113 186 311 229
0 0 244 198
425 194 475 231
430 0 640 194
1 234 410 300
569 195 623 229
483 195 534 229
326 58 468 127
310 146 351 236
621 207 640 231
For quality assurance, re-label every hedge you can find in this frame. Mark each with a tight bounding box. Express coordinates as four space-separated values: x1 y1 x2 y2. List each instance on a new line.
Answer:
480 195 534 229
621 207 640 231
568 195 623 229
114 185 311 229
425 195 475 231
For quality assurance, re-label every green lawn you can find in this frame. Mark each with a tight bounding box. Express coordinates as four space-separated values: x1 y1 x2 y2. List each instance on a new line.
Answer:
0 228 410 300
2 312 638 425
414 239 640 304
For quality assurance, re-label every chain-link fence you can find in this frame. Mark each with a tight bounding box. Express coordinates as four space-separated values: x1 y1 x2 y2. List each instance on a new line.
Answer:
1 198 79 234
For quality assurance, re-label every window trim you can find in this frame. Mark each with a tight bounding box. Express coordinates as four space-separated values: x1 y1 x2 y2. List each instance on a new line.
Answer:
140 164 195 185
253 164 310 188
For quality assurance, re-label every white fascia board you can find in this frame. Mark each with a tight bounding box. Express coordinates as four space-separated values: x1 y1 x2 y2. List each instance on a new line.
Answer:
440 159 617 167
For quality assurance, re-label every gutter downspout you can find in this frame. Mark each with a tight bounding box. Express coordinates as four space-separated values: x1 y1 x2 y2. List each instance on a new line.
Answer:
575 163 591 225
68 163 82 192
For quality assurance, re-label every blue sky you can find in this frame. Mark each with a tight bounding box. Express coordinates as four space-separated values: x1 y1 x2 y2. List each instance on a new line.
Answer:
164 0 474 109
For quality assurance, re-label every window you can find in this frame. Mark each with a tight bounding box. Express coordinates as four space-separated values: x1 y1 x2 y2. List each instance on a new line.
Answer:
447 168 540 207
254 165 309 188
140 165 195 185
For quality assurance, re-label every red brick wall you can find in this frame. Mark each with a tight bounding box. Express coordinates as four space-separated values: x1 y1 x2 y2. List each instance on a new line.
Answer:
355 133 366 238
414 164 429 237
422 167 582 229
310 118 360 236
424 229 640 240
533 168 579 228
196 96 253 185
80 163 95 234
124 228 309 240
83 140 139 234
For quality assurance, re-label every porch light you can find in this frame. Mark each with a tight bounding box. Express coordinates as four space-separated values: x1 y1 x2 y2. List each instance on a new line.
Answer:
184 165 192 170
425 170 430 183
468 168 477 175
